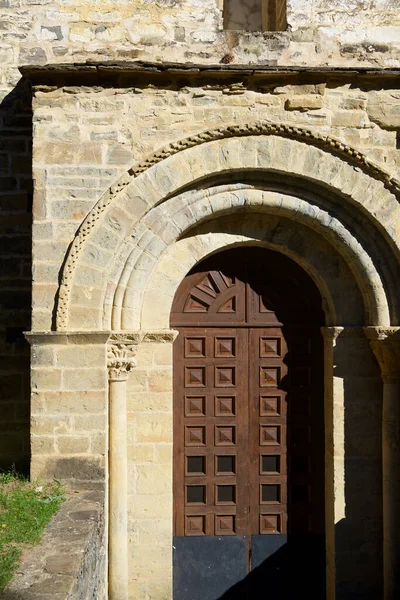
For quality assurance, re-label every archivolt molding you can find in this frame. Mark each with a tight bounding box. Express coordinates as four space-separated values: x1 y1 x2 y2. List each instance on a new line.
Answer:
103 188 389 331
56 123 400 330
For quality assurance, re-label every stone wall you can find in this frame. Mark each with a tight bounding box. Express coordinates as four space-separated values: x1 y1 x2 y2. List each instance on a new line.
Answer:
28 332 109 487
30 75 400 331
24 65 400 598
1 0 399 473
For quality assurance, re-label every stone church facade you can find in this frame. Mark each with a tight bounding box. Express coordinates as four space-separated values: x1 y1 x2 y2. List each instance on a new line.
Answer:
1 0 400 598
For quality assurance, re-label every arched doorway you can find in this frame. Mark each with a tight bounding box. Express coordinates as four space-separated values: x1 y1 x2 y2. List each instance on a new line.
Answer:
171 247 326 599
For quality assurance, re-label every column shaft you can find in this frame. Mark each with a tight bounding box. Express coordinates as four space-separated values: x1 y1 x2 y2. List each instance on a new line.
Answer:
109 376 129 600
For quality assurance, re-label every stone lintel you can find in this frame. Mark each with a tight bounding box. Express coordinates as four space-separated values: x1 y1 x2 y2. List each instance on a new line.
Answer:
19 61 400 90
364 327 400 383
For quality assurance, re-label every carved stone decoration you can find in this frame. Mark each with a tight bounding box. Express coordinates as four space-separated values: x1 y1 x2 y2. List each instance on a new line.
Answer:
107 333 142 381
364 327 400 383
55 121 400 331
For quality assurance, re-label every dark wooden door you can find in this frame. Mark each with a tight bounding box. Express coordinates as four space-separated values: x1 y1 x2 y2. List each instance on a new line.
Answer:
171 248 325 599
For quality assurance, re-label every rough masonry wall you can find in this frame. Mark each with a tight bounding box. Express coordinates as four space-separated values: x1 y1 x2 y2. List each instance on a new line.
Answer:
31 80 400 331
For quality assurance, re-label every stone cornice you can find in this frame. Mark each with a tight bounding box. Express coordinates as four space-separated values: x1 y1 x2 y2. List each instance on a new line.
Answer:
19 61 400 88
24 331 111 345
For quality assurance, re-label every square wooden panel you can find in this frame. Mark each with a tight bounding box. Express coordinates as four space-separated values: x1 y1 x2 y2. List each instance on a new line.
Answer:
261 484 280 503
215 337 236 358
260 367 280 388
260 514 281 534
260 425 280 446
185 366 206 387
186 485 206 504
261 455 280 474
216 485 236 504
260 395 280 416
185 396 206 417
215 425 236 445
186 456 206 475
185 337 206 358
215 366 235 387
260 337 281 358
186 515 206 536
215 515 236 535
215 395 235 417
216 455 236 475
185 426 206 446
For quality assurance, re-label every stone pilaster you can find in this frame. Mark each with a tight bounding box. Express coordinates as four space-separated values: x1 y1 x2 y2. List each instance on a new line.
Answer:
365 327 400 600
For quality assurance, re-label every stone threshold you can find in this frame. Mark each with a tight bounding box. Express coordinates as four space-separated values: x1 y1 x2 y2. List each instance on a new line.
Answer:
2 490 106 600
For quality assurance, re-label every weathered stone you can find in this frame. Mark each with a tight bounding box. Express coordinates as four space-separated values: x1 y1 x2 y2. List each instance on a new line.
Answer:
285 95 324 111
367 91 400 130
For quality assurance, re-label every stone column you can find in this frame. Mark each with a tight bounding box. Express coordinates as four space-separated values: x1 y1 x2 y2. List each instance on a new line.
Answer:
107 334 141 600
365 327 400 600
321 326 344 600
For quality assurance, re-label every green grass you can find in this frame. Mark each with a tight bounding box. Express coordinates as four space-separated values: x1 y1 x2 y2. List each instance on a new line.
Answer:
0 471 65 592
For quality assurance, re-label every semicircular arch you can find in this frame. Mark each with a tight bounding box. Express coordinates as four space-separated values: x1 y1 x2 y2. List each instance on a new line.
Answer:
57 129 400 331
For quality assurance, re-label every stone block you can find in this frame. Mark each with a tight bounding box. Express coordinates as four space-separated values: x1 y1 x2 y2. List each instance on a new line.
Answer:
135 413 173 443
285 95 324 111
56 345 105 369
62 368 106 392
127 444 154 462
148 368 172 393
367 91 400 130
32 368 62 391
127 392 171 413
331 111 369 128
43 391 106 415
135 464 171 495
57 435 90 454
31 416 71 435
31 435 55 454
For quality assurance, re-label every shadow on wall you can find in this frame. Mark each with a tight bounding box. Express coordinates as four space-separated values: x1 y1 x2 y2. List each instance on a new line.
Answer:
334 333 383 599
0 77 33 475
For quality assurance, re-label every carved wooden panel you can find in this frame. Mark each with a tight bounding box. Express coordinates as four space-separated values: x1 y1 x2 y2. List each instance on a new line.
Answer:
172 248 325 555
249 328 288 535
174 328 248 537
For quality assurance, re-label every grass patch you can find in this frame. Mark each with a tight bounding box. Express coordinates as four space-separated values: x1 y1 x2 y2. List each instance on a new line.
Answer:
0 471 65 592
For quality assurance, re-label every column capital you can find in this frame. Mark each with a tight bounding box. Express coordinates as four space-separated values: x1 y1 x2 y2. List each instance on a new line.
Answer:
107 333 143 381
320 326 365 342
364 327 400 383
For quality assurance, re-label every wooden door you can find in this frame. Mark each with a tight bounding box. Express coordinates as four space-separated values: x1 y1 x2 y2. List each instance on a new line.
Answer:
171 248 325 599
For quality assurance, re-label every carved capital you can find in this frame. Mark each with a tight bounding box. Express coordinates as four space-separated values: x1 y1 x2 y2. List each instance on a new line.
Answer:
107 333 142 381
321 326 343 344
364 327 400 383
